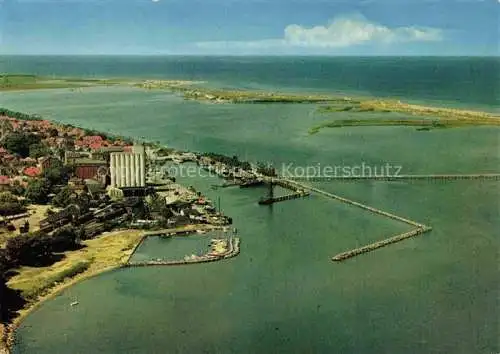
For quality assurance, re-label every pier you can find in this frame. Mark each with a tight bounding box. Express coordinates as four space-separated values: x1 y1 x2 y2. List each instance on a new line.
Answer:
257 177 310 205
287 181 423 227
284 173 500 182
331 227 432 262
280 178 433 262
142 225 220 237
258 191 310 205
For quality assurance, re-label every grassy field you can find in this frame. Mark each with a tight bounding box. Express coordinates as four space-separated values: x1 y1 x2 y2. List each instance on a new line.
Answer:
1 230 143 350
311 100 500 134
7 230 143 301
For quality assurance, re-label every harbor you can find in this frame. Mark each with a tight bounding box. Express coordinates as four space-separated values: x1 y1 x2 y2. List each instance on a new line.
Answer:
126 236 240 267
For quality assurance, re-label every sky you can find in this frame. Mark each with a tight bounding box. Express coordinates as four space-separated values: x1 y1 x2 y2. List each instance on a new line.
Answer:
0 0 498 56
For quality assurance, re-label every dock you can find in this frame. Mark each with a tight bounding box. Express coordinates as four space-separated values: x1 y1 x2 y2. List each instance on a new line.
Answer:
258 191 309 205
285 173 500 182
126 238 240 267
142 224 220 237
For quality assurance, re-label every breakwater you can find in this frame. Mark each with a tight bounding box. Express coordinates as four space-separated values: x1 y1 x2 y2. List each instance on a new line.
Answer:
282 178 432 262
285 179 424 228
331 227 432 262
126 238 240 267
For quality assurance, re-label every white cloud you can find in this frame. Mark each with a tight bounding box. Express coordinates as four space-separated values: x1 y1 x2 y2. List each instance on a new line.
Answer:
195 14 443 51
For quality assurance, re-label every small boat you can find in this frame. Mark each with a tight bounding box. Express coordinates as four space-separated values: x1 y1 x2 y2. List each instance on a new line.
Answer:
70 301 79 307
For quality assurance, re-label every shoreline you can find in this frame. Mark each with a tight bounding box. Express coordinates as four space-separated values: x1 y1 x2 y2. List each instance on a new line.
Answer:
2 228 146 351
4 264 122 350
2 74 498 122
2 225 226 352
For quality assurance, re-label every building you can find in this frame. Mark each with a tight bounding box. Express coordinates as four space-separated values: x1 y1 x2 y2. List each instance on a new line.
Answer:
91 146 126 162
109 146 146 188
72 158 108 180
65 151 91 165
39 156 61 172
0 176 11 192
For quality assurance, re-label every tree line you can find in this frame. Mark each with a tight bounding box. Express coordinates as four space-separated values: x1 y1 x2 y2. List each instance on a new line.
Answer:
0 226 81 322
0 108 42 121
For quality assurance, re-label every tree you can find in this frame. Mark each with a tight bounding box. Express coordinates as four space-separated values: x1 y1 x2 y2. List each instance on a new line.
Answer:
0 247 25 322
0 202 26 217
10 180 26 196
0 118 13 144
50 226 79 252
48 128 59 138
43 160 72 186
29 143 50 159
3 132 41 158
0 192 18 204
24 178 50 204
0 192 26 216
52 187 75 208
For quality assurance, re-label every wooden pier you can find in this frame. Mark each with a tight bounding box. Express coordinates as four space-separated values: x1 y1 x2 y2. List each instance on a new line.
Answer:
285 173 500 182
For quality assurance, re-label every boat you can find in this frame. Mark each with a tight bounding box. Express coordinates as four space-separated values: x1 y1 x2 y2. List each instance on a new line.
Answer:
70 301 79 307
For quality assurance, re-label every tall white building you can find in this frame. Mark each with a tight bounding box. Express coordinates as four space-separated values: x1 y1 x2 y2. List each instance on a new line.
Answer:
109 150 146 188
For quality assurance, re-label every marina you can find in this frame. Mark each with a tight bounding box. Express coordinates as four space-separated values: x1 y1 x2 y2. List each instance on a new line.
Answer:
126 237 240 267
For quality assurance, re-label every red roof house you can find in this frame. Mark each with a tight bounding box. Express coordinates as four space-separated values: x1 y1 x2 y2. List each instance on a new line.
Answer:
23 166 41 177
0 176 11 191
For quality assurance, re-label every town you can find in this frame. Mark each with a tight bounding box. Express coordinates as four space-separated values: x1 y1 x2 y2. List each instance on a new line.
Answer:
0 107 278 341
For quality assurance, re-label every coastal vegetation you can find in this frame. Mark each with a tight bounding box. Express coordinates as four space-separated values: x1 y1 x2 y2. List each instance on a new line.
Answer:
135 79 500 132
2 76 499 133
0 75 127 92
309 100 500 133
202 152 252 171
0 193 26 218
6 229 142 301
136 80 352 104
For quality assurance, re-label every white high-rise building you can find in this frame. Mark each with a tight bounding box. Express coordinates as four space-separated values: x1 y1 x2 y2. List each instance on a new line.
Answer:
109 151 146 188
